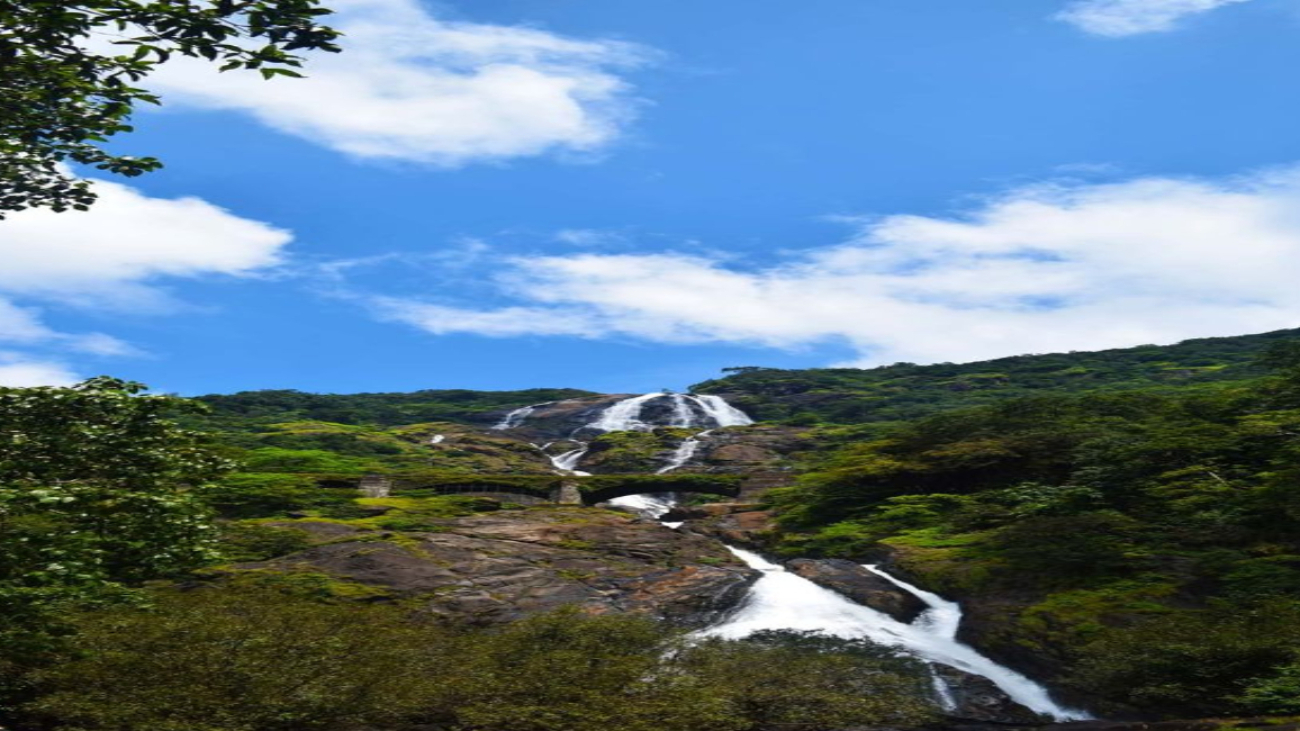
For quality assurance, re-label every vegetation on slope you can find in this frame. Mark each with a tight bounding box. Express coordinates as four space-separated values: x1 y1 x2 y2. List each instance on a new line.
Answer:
694 327 1300 427
766 340 1300 717
195 387 595 428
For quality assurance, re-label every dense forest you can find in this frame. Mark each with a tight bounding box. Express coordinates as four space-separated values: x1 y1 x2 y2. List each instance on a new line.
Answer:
768 338 1300 717
694 327 1300 427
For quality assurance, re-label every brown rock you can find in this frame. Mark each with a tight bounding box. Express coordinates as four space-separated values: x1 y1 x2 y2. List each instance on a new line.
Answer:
786 558 928 623
237 506 759 627
681 507 778 548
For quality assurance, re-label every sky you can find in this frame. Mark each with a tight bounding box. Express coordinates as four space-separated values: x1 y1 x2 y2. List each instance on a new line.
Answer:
5 0 1300 395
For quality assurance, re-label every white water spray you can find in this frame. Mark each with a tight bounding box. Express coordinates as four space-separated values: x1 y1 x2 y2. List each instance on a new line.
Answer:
589 393 662 432
692 394 754 427
657 429 711 474
700 547 1091 721
494 403 544 430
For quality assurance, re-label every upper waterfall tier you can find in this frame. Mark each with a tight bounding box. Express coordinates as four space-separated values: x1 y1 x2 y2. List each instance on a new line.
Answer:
490 392 754 440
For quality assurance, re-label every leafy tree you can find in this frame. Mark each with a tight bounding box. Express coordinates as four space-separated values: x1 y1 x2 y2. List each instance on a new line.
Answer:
0 1 340 216
0 377 231 676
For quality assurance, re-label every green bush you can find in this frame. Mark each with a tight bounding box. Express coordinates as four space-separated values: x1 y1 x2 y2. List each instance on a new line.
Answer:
216 524 313 562
24 588 447 731
204 472 348 518
678 631 935 729
1070 599 1300 716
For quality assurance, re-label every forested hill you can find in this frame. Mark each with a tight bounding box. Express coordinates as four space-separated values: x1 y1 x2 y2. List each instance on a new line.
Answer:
692 327 1300 425
196 387 597 428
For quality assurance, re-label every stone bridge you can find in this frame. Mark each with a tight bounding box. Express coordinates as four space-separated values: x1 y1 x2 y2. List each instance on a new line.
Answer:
345 474 744 507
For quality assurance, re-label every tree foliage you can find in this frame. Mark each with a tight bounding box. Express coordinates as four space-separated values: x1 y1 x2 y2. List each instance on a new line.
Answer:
0 1 340 216
17 596 938 731
0 377 231 666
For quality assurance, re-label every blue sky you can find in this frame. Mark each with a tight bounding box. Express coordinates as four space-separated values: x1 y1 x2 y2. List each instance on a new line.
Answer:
5 0 1300 394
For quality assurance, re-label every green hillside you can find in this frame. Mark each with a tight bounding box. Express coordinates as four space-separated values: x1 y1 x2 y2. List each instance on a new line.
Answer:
195 387 596 429
693 327 1300 426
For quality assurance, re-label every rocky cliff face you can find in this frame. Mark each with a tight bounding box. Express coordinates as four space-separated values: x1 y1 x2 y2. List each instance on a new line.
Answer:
244 507 759 627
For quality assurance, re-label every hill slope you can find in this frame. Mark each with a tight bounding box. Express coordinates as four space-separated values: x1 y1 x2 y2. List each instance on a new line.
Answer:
692 327 1300 425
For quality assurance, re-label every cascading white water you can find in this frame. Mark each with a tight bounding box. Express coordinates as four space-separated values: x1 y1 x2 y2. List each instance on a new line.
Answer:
589 393 662 432
494 403 542 430
700 547 1091 721
429 434 446 444
668 394 696 427
551 445 591 475
588 392 752 433
515 392 749 514
656 429 711 475
692 394 754 427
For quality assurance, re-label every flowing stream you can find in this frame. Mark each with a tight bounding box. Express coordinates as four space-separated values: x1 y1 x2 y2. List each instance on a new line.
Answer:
701 548 1090 721
494 392 1090 721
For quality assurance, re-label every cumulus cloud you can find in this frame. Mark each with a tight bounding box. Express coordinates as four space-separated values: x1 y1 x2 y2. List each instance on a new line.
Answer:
1 177 289 307
0 353 81 387
145 0 650 165
1058 0 1251 36
0 177 293 380
376 167 1300 367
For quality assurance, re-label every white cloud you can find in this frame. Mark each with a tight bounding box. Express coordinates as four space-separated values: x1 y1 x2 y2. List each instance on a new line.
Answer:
376 167 1300 367
0 178 289 307
0 177 293 377
1058 0 1251 36
145 0 650 165
0 353 81 387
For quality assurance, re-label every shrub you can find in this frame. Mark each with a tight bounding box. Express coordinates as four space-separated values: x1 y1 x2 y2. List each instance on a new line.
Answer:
677 630 935 729
26 588 446 731
1070 599 1300 716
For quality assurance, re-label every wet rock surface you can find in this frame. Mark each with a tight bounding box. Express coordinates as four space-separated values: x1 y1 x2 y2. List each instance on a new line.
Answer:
934 666 1050 724
671 503 778 548
239 507 759 627
786 558 928 623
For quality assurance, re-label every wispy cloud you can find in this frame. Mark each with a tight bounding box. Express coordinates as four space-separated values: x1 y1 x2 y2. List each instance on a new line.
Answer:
1058 0 1251 36
145 0 653 165
369 166 1300 367
0 178 292 385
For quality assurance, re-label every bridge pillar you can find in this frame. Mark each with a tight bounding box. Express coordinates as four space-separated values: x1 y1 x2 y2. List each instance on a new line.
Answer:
553 480 584 505
358 474 393 498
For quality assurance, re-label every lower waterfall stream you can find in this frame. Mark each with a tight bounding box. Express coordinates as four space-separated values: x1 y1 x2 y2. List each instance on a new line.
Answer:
507 392 1092 722
700 547 1091 721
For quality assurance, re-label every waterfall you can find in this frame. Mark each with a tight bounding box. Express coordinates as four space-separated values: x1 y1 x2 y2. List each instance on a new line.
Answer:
692 394 754 427
589 393 662 432
505 390 1088 721
656 429 711 474
550 445 591 475
493 403 543 430
589 392 753 434
700 547 1091 722
429 434 446 444
668 393 696 427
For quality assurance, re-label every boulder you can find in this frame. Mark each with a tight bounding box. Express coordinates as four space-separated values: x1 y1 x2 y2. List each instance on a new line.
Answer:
786 558 928 623
678 506 778 548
